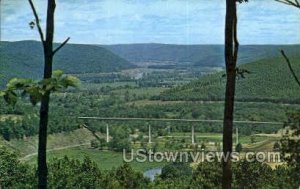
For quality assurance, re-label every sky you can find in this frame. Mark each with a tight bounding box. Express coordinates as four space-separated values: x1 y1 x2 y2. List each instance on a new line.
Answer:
1 0 299 45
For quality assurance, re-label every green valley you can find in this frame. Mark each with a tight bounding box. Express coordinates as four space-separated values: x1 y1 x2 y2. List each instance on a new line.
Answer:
1 42 299 188
1 0 300 188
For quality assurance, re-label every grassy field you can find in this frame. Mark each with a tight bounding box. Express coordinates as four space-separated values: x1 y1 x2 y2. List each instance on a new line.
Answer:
112 87 168 97
80 81 138 90
10 128 97 156
25 146 166 172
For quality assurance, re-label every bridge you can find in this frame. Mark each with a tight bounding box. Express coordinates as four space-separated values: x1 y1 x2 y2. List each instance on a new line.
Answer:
78 116 283 145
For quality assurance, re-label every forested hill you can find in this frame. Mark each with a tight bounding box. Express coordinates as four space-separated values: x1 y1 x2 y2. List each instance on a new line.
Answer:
102 44 300 67
0 40 136 85
158 55 300 103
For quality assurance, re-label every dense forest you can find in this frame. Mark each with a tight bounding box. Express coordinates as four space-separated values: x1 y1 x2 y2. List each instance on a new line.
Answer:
159 55 300 102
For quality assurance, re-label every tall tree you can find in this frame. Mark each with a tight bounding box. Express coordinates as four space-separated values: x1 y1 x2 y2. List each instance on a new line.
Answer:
0 1 76 188
222 0 240 188
28 0 70 188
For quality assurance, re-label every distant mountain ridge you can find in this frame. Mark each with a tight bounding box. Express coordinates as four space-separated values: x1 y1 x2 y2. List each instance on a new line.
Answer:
0 40 136 85
101 43 300 67
1 41 299 87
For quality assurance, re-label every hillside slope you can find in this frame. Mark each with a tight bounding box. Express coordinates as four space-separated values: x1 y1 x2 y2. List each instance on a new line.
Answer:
159 55 300 102
0 41 136 85
102 44 300 67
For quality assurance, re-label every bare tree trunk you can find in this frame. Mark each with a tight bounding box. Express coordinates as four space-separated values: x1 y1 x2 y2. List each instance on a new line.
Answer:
222 0 239 188
38 94 50 189
28 0 69 188
37 1 55 188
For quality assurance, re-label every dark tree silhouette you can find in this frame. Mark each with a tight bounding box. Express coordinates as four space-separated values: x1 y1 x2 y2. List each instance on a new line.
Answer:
222 0 240 188
28 0 70 188
275 0 300 8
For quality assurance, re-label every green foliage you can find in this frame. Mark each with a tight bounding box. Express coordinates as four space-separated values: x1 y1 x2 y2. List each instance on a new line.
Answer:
109 138 131 152
0 153 150 188
190 161 285 189
190 161 222 189
113 163 150 189
1 150 300 188
272 165 300 188
233 160 273 188
1 90 18 106
0 146 33 188
47 156 101 188
160 162 192 179
152 177 190 189
1 70 80 106
280 110 300 169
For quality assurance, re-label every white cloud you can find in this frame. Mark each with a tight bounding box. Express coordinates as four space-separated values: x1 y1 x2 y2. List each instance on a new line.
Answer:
1 0 299 44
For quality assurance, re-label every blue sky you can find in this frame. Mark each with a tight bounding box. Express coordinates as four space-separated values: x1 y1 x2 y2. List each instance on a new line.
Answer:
1 0 299 44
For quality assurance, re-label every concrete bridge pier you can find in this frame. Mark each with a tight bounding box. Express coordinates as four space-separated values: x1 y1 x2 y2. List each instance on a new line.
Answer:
106 124 109 143
192 125 195 145
148 123 152 144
